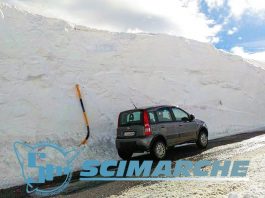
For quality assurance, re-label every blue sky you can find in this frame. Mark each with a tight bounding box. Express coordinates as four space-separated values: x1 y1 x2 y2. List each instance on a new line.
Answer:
2 0 265 61
200 0 265 61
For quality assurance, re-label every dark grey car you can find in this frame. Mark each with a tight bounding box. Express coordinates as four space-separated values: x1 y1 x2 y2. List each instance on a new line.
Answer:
116 105 208 160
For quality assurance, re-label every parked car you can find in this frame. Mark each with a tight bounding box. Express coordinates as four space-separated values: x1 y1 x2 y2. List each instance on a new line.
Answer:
116 105 208 160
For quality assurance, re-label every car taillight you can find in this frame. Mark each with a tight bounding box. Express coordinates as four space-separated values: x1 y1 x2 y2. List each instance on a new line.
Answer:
143 110 152 136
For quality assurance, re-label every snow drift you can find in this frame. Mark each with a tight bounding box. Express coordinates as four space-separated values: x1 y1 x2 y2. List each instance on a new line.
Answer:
1 4 265 188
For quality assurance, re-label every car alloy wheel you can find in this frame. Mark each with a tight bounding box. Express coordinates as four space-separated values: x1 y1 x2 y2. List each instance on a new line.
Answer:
200 133 208 146
196 130 208 149
154 141 166 159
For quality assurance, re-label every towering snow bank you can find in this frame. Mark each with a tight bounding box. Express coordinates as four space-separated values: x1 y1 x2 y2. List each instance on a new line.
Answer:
1 4 265 188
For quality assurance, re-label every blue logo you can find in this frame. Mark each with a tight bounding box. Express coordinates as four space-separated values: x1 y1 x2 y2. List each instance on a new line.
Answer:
13 141 250 196
14 141 83 196
80 160 250 181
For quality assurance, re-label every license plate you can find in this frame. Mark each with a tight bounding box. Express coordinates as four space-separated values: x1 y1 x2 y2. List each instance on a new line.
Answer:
124 131 135 136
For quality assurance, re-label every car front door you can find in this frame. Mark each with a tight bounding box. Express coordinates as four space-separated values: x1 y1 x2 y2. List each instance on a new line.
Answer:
155 107 176 146
171 107 197 143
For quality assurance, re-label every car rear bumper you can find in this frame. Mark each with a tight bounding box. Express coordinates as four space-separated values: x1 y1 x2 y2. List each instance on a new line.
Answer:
116 137 152 152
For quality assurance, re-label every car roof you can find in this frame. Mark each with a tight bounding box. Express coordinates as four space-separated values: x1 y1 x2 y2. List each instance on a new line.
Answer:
121 105 176 113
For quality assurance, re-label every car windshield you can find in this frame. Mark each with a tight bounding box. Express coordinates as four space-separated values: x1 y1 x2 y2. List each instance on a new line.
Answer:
119 110 143 126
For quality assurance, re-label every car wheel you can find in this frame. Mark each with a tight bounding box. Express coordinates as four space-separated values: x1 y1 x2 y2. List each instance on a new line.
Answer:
117 149 133 160
150 140 167 160
196 130 208 149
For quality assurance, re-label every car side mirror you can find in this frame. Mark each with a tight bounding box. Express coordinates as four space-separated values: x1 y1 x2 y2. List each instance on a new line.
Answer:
189 114 195 121
181 117 190 122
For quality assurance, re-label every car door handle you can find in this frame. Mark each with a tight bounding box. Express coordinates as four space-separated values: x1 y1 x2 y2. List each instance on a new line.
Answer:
178 124 183 127
160 126 165 128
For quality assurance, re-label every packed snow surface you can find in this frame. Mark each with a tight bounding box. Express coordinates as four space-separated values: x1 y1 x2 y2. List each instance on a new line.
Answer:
1 4 265 188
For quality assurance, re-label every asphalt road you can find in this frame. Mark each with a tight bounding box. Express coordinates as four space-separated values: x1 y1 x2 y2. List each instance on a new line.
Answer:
1 130 265 198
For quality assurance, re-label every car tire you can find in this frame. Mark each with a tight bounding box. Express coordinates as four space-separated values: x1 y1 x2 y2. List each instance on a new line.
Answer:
150 140 167 160
118 149 133 160
196 130 208 149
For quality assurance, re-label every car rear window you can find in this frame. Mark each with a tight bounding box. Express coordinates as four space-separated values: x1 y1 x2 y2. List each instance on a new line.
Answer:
119 110 143 126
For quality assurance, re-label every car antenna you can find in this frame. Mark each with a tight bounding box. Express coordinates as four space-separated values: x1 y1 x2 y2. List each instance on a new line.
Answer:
130 98 137 109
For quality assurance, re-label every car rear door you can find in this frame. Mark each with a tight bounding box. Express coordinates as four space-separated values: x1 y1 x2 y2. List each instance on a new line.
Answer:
155 107 176 146
171 107 197 142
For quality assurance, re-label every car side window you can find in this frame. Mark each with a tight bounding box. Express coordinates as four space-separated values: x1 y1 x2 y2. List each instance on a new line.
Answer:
172 108 189 121
148 112 156 124
156 108 173 122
